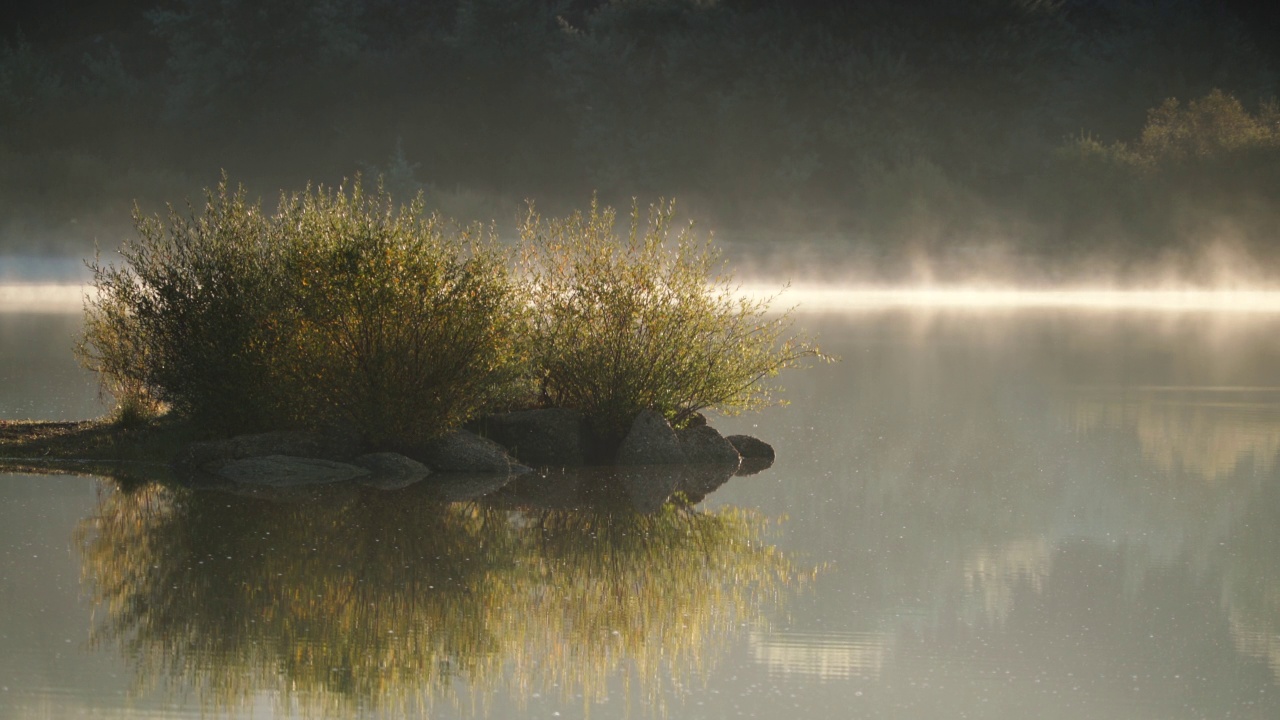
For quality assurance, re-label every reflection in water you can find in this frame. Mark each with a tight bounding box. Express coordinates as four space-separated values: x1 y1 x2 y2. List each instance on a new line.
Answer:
1073 387 1280 482
749 630 893 680
76 478 801 717
745 311 1280 717
739 286 1280 312
962 538 1053 626
1229 613 1280 685
1222 479 1280 684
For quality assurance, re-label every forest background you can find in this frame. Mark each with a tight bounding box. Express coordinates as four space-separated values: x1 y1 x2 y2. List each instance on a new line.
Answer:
4 0 1280 280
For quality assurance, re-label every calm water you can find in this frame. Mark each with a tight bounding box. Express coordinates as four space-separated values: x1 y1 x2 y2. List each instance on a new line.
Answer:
3 306 1280 719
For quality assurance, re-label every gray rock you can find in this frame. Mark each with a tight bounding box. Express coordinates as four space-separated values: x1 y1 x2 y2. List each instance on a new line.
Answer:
216 455 370 487
173 428 362 475
677 424 742 469
482 408 588 467
616 410 687 466
417 429 532 474
725 435 775 476
353 452 431 489
725 435 775 462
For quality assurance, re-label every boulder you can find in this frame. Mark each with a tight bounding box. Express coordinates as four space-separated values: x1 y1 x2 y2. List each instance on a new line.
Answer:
353 452 431 489
677 424 742 468
417 429 532 474
726 434 775 476
725 435 774 462
482 408 588 467
616 410 687 466
216 455 370 487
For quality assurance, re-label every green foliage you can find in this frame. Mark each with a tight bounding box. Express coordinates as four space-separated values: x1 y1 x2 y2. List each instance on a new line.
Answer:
1055 90 1280 172
1127 90 1280 168
80 177 527 446
520 197 822 443
273 181 529 447
147 0 373 115
81 181 284 431
1041 90 1280 255
6 0 1280 257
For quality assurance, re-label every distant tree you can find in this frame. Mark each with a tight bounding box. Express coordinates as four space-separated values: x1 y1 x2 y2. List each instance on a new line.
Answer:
147 0 372 115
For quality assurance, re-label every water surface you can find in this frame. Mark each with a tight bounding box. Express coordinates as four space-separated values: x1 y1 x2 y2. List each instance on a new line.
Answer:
3 306 1280 719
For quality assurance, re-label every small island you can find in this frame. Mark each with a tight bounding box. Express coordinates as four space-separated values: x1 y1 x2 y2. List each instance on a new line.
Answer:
2 179 818 500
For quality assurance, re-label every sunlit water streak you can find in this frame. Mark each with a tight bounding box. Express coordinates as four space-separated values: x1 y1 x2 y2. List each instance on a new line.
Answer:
738 284 1280 313
0 283 87 313
11 282 1280 314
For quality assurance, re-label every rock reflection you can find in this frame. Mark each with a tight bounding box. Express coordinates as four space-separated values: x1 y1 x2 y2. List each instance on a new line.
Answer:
76 470 799 717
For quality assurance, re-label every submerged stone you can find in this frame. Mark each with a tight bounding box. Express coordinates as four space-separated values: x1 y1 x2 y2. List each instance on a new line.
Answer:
353 452 431 489
417 429 532 474
173 428 362 475
216 454 370 487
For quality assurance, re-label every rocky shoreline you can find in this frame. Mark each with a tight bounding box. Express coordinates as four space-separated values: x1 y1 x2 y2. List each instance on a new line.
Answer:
172 408 775 498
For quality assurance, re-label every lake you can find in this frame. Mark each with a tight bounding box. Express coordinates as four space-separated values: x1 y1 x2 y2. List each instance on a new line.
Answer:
3 299 1280 719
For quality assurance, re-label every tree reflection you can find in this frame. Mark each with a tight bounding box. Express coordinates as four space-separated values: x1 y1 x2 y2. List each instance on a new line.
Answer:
1072 387 1280 483
1222 478 1280 683
76 478 798 716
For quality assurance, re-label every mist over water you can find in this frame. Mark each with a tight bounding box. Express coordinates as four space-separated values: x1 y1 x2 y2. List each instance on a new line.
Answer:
12 270 1280 318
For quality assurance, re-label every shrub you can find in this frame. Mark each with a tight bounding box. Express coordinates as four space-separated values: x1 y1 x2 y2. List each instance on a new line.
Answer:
273 181 529 448
520 197 822 445
81 181 286 431
80 177 528 447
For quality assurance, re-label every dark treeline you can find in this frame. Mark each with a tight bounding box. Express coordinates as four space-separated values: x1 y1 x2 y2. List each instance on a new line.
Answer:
3 0 1279 275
